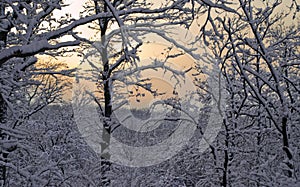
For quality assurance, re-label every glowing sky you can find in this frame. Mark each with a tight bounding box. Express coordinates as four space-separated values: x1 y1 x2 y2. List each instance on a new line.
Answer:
54 0 298 107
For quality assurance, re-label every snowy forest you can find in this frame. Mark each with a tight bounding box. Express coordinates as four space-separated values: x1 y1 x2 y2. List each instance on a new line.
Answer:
0 0 300 186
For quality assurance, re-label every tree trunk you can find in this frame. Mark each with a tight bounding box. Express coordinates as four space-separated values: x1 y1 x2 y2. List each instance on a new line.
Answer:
0 2 8 185
222 120 230 187
281 116 294 178
100 78 112 186
0 94 6 123
98 1 112 183
222 135 229 186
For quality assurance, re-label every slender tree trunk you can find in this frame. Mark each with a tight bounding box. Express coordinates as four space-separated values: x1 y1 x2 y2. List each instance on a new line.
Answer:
222 122 229 187
0 1 8 122
281 46 294 178
95 1 112 185
0 94 5 123
0 94 6 185
0 2 9 185
100 78 112 186
281 116 294 178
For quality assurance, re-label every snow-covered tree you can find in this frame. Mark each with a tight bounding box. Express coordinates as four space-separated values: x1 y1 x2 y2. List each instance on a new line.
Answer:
194 0 300 185
0 0 190 185
72 0 200 185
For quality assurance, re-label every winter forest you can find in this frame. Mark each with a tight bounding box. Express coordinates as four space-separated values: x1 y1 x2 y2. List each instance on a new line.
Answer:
0 0 300 186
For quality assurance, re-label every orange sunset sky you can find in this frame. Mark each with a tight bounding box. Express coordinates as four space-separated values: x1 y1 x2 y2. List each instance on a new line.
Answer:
44 0 297 109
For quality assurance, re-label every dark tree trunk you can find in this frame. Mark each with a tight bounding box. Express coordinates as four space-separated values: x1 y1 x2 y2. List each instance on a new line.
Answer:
100 78 112 186
281 116 294 178
0 1 8 121
222 125 229 187
0 2 9 185
0 94 6 123
95 1 112 185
